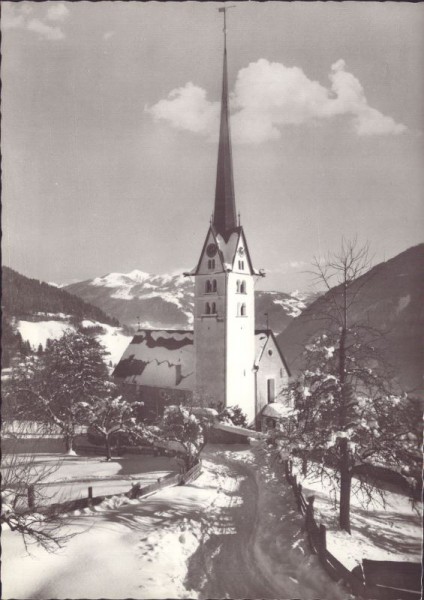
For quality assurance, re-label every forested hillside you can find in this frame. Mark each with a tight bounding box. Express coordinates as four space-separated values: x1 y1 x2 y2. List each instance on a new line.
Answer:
2 267 119 326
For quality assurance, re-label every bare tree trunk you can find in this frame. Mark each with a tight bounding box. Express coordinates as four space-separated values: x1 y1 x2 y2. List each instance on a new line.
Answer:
65 434 75 455
105 435 112 461
339 437 351 533
302 453 308 476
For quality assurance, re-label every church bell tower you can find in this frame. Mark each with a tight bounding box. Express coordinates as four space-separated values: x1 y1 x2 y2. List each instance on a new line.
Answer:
190 9 258 423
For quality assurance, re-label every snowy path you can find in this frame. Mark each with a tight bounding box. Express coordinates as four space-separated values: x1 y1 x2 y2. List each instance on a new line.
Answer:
2 445 349 599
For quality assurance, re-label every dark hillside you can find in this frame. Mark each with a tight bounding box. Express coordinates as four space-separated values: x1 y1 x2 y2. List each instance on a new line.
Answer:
277 244 424 397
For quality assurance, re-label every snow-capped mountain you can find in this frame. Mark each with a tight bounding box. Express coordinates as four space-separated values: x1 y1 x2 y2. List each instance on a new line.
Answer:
66 271 195 330
65 270 318 333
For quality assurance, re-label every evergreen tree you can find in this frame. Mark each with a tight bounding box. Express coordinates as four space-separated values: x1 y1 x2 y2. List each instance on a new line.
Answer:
5 331 111 454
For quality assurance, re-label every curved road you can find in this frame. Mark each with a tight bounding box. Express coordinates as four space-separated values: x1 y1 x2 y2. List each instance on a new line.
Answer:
185 446 347 600
186 456 279 599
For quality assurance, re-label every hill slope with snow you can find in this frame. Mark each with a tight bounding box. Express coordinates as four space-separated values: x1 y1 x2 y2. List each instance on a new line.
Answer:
1 268 131 368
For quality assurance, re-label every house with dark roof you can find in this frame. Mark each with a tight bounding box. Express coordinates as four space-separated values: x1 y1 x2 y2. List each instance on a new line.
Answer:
114 19 291 428
115 326 291 428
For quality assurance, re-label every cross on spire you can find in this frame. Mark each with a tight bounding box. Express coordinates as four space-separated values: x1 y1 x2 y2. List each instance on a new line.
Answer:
213 6 237 240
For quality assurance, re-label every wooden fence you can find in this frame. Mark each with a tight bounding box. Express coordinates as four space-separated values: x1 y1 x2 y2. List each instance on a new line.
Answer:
282 460 421 600
27 460 202 516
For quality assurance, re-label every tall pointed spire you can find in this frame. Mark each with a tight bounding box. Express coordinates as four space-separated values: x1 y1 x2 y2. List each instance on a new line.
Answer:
213 7 237 239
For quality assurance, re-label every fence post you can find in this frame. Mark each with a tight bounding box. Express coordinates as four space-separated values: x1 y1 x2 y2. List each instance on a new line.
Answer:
296 483 303 512
319 524 327 555
88 486 93 506
28 484 35 510
306 495 315 524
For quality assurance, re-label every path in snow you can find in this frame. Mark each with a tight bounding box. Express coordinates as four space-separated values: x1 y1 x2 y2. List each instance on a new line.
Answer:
2 445 349 599
186 446 348 600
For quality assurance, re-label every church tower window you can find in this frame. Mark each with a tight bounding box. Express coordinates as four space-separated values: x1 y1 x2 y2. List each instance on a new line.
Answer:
212 279 217 292
236 280 241 293
240 281 246 294
238 260 245 270
205 280 212 293
208 259 215 270
211 302 217 314
205 302 211 315
241 303 246 316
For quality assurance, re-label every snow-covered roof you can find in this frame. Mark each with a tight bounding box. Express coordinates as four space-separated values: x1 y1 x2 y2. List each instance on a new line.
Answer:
113 330 195 391
262 403 294 419
114 329 289 391
254 329 291 376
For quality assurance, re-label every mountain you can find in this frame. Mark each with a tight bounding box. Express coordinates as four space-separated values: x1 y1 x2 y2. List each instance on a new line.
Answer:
65 270 318 333
255 290 321 334
1 268 131 368
66 271 194 329
277 244 424 397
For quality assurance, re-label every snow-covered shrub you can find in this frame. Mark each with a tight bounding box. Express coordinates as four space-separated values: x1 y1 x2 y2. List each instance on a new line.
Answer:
218 405 249 428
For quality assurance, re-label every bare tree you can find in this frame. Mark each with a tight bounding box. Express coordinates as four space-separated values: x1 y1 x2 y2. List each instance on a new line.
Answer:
278 239 422 532
2 427 75 552
85 394 145 460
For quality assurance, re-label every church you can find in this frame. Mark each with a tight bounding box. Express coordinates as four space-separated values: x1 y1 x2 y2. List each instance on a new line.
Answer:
114 17 291 429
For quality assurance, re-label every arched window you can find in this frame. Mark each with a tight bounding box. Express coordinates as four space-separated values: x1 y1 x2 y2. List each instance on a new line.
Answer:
205 302 211 315
205 280 211 293
211 302 217 314
212 279 217 293
241 303 246 316
240 281 246 294
208 259 215 270
236 280 241 293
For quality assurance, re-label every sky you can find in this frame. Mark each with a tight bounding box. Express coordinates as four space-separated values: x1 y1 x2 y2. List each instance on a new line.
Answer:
2 1 423 292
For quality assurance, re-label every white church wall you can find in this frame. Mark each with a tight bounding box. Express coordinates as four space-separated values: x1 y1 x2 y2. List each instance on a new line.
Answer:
256 336 290 416
225 271 256 423
193 268 227 409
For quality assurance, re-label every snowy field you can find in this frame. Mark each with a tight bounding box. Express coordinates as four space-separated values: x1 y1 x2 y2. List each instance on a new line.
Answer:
2 445 350 600
289 459 422 571
3 454 177 506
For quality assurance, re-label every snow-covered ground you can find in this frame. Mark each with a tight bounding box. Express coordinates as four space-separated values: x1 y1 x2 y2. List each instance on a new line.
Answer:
2 445 349 600
290 458 422 571
17 319 71 349
4 454 177 506
16 319 131 367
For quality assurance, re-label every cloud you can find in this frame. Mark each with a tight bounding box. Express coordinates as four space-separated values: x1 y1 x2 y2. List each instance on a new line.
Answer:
270 261 309 274
2 2 68 40
146 82 220 136
27 18 65 41
1 3 27 29
147 59 406 143
46 3 70 23
103 31 116 41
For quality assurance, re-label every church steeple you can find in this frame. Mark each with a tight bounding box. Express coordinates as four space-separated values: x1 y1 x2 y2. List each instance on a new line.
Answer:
213 7 237 239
